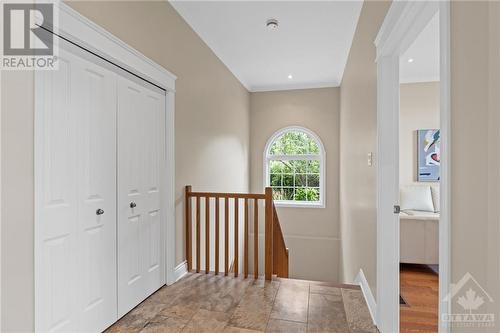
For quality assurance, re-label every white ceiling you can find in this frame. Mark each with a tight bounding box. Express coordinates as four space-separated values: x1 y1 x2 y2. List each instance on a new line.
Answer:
170 1 363 92
400 13 440 84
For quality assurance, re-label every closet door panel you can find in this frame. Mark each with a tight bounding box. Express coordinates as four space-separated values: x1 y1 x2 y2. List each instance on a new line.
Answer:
37 44 119 333
117 77 165 316
75 56 118 332
143 92 165 296
37 52 79 333
117 79 148 316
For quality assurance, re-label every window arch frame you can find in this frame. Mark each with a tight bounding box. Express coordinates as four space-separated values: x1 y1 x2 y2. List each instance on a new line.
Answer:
263 126 326 208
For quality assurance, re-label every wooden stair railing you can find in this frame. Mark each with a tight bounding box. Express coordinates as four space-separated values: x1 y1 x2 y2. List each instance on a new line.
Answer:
185 186 289 280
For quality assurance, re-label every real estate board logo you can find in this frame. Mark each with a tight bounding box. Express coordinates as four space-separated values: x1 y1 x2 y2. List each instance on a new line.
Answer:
1 1 58 70
442 272 495 328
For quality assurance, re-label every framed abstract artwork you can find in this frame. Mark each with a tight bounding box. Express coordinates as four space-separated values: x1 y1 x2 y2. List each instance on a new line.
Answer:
417 129 440 182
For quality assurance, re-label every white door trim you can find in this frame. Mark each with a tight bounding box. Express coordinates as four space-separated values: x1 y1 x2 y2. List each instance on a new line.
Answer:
51 2 176 91
0 68 2 332
374 1 451 333
35 2 177 330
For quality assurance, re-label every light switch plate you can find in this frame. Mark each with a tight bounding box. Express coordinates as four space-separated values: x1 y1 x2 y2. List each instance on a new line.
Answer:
368 152 373 166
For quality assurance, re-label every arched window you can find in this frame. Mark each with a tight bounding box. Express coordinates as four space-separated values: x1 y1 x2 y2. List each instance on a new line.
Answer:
264 126 325 207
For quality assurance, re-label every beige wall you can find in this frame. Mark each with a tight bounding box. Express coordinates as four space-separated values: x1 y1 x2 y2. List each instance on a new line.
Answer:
1 1 250 331
1 71 35 333
399 82 440 187
339 0 391 296
450 1 500 331
249 88 340 282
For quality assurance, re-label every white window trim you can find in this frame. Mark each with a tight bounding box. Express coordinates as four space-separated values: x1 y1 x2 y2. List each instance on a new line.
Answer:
263 126 326 208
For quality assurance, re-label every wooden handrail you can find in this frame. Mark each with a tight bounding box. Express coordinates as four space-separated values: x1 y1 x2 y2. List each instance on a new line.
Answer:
187 191 266 199
185 186 288 280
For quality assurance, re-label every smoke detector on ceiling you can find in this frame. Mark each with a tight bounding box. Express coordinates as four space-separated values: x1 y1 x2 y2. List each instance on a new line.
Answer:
266 19 279 30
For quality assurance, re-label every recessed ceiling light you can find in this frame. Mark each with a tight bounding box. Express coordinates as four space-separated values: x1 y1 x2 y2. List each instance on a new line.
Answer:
288 74 293 79
408 58 414 63
266 18 279 30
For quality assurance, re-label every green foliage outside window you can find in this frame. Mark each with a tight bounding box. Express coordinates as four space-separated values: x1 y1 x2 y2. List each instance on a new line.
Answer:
295 188 319 201
269 131 320 155
268 130 322 203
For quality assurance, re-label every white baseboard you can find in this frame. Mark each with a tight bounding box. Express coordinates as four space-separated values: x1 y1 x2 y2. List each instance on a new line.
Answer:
355 269 377 325
174 260 188 282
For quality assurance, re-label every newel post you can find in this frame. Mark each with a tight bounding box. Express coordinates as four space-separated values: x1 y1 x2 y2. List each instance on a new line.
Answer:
264 187 273 280
185 185 192 272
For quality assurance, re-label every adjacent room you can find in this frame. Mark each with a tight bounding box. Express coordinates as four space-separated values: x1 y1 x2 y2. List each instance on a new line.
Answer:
398 13 440 333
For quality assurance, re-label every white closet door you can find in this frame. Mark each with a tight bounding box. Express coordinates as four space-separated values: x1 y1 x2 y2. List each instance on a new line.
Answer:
36 44 117 332
142 89 165 297
36 49 79 333
74 52 117 332
117 76 165 316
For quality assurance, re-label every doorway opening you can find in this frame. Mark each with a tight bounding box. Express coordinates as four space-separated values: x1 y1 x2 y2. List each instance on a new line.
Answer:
375 2 450 333
398 12 440 332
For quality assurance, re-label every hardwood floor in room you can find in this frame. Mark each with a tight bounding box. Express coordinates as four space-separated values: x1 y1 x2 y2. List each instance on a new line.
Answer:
400 264 439 333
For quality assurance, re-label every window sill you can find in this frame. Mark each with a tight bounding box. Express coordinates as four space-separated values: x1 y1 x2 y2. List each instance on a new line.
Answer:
273 201 325 209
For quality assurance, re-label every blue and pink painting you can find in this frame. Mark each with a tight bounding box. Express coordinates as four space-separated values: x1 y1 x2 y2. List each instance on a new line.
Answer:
417 129 440 182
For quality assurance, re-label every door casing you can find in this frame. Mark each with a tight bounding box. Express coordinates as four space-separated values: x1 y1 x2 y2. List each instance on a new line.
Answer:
374 1 451 333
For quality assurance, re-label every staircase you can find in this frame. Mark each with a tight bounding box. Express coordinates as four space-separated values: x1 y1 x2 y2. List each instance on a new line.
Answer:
185 186 289 280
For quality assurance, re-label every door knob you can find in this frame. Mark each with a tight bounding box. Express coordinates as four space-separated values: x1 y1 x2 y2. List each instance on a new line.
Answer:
394 205 401 214
96 208 104 215
130 202 137 208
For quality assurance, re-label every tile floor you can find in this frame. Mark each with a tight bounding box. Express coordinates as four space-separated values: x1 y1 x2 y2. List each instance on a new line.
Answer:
105 273 378 333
